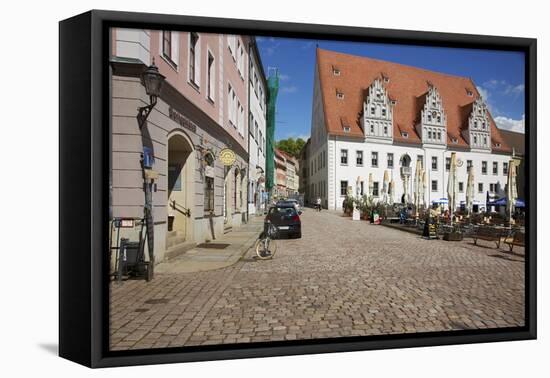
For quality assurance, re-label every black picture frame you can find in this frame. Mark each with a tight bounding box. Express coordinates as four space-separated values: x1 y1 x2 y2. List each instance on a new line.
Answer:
59 9 537 368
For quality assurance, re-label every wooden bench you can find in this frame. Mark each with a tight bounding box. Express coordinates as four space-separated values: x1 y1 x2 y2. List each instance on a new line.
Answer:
504 231 525 252
472 227 503 248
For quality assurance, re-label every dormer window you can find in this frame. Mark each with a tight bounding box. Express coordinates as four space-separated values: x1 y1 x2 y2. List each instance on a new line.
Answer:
382 74 390 83
336 90 344 100
401 132 409 138
343 126 350 133
333 67 341 76
495 142 501 148
467 89 473 97
391 99 397 105
451 137 458 144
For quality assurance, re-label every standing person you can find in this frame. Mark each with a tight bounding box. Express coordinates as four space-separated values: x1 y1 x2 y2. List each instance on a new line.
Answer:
316 196 322 212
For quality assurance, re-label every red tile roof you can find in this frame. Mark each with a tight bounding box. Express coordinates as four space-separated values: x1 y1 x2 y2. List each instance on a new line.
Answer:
316 48 511 153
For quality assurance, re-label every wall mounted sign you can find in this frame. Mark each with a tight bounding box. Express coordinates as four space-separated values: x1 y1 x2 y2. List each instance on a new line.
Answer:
219 148 236 166
168 106 197 133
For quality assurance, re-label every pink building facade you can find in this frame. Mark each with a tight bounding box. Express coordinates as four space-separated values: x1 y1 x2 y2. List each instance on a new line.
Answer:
110 28 252 263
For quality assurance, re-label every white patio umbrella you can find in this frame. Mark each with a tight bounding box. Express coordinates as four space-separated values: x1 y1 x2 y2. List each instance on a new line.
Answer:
447 152 458 225
507 159 518 227
466 165 474 216
388 180 395 205
382 170 389 204
421 169 427 208
413 159 422 216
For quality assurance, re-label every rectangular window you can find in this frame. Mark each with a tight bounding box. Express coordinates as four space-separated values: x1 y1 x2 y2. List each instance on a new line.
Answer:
478 183 484 193
204 176 214 212
445 157 451 171
503 162 509 175
189 32 199 85
387 153 394 168
431 180 437 192
373 182 379 197
341 149 348 165
360 181 364 196
490 183 497 192
340 181 348 196
372 151 378 167
482 161 487 175
168 164 181 191
431 156 438 170
493 161 498 175
162 31 172 61
458 182 464 192
417 155 423 168
467 160 473 169
356 151 363 166
207 52 215 101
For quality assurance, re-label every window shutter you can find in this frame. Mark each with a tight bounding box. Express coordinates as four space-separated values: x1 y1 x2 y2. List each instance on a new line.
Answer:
195 38 201 86
171 32 179 66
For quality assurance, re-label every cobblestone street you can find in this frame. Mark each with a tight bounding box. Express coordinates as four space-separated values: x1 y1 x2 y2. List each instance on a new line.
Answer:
110 209 525 350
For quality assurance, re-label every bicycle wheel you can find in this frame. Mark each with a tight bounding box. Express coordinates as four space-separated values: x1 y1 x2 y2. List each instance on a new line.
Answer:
255 237 277 260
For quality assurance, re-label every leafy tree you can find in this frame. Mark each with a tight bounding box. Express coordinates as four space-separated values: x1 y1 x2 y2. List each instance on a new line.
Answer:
276 137 306 158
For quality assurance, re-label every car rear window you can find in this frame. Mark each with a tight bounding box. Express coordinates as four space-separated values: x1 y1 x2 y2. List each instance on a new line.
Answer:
270 206 297 216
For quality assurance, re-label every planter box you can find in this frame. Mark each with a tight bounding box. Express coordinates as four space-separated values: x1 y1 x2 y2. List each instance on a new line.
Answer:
443 232 463 241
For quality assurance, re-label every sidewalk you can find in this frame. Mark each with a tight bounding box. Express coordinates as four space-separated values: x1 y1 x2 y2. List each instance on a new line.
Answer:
155 216 264 274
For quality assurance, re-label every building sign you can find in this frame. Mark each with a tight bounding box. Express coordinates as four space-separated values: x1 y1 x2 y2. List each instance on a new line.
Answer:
169 107 197 133
219 148 236 166
204 165 215 178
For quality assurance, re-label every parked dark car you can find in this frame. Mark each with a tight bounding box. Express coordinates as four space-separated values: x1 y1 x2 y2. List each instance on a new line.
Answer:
266 202 302 238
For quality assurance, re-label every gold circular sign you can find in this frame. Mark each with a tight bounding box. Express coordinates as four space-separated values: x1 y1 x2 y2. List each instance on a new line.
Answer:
219 148 236 166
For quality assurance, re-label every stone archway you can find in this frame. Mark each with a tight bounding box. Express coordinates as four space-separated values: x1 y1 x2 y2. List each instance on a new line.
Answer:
166 130 195 246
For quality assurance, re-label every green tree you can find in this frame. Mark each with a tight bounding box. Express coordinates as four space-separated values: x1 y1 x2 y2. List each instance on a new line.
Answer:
276 137 306 158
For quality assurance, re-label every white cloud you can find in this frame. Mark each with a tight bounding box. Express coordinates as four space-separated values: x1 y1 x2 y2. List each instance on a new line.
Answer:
278 74 290 81
482 79 524 98
476 85 501 115
504 84 525 96
494 114 525 134
281 85 298 93
476 85 490 101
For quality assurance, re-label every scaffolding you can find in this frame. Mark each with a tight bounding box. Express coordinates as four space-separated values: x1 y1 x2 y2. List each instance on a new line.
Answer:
266 67 279 198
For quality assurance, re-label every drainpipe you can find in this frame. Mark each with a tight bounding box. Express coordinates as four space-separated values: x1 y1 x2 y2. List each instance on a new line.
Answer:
246 41 251 224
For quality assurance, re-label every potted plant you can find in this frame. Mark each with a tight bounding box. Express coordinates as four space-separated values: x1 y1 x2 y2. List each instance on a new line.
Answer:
342 195 355 216
443 223 463 241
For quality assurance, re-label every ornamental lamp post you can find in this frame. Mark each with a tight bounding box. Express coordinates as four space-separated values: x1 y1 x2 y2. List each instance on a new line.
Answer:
138 58 166 127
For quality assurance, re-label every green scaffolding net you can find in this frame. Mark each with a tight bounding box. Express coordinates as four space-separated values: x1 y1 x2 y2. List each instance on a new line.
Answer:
266 70 279 194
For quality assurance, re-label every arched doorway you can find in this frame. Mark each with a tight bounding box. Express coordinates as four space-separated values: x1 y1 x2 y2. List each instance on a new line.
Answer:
167 132 194 243
400 154 412 204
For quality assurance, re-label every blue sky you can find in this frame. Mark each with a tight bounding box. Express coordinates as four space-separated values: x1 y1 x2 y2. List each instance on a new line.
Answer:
255 37 526 141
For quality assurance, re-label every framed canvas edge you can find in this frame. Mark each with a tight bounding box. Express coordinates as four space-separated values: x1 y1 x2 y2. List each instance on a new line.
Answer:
58 9 537 369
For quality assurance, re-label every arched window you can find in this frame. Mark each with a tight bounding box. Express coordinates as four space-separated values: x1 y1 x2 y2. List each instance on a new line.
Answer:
204 152 215 212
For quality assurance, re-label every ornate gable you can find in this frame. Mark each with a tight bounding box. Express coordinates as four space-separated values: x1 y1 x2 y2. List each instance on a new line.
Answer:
417 84 447 146
362 78 393 143
463 97 491 151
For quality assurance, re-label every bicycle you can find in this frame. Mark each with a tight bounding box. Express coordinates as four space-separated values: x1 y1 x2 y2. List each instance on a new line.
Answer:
255 220 278 260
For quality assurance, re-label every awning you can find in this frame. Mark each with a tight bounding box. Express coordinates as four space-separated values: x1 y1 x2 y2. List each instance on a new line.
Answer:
487 197 525 208
432 198 448 204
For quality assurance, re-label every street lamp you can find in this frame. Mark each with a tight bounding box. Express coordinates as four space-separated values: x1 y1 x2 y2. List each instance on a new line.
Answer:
138 58 165 127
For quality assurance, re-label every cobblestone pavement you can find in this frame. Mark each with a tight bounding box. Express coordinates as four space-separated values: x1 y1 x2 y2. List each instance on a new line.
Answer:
110 210 525 350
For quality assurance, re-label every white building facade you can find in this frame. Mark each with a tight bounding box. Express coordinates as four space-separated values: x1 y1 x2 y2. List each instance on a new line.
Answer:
247 39 268 215
306 48 513 211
